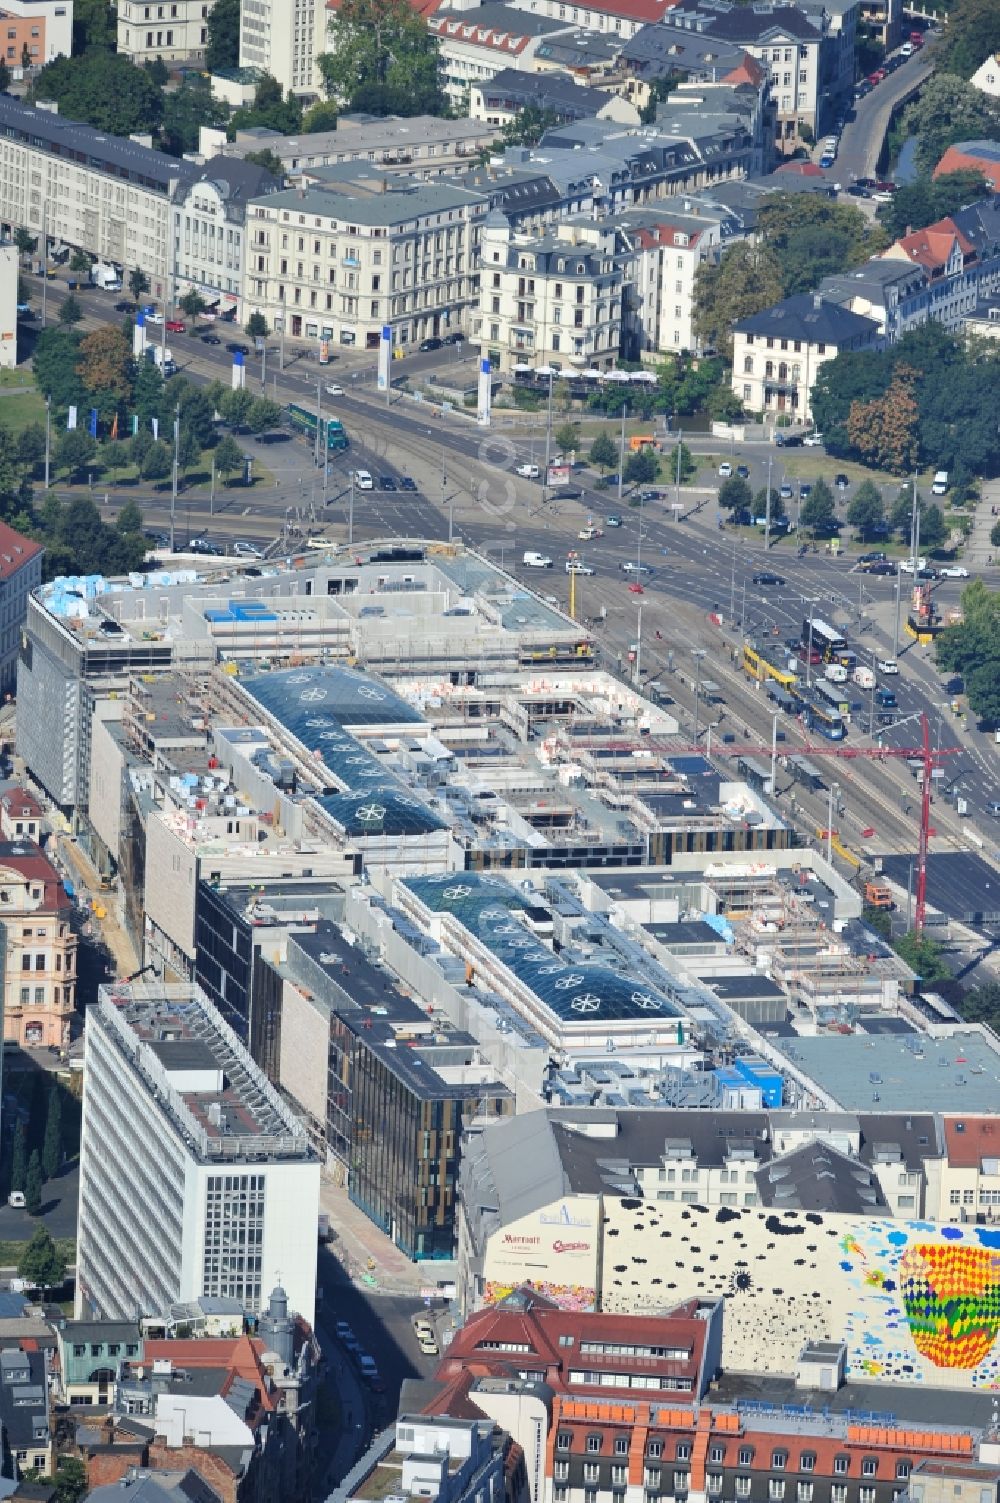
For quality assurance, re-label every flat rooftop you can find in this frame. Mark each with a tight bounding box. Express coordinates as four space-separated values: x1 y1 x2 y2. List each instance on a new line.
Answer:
772 1032 1000 1112
96 982 314 1162
713 1368 1000 1433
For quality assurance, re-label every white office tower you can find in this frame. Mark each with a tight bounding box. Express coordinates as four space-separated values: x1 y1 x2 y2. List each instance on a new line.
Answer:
76 982 319 1326
239 0 325 96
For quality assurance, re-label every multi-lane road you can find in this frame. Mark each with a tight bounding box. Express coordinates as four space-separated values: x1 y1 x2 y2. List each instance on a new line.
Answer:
21 278 1000 871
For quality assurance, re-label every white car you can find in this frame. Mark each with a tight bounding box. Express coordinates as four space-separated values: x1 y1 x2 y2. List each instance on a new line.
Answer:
325 383 344 396
939 565 969 578
803 432 824 447
877 658 899 675
899 557 927 574
566 559 594 575
354 470 374 490
144 310 163 325
418 1335 439 1356
718 462 733 478
515 463 540 480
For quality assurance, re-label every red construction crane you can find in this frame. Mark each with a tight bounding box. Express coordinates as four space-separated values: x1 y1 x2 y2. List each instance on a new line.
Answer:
592 711 961 933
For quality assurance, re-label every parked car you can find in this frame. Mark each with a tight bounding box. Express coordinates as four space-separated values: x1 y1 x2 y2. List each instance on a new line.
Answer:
443 331 464 344
858 551 887 563
419 336 443 351
400 476 418 491
232 540 263 558
188 537 223 555
779 483 793 499
354 470 374 490
418 1334 440 1356
834 473 850 489
379 475 397 490
566 559 594 575
718 461 733 478
803 432 824 447
621 561 652 575
736 464 750 479
798 483 812 498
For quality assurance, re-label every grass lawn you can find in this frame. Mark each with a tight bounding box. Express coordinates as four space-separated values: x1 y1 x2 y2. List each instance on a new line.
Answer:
0 368 35 390
0 390 46 434
0 1236 75 1268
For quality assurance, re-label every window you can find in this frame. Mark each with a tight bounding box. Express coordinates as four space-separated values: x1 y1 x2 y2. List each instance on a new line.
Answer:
797 1485 813 1502
615 1440 629 1457
739 1450 754 1467
554 1464 569 1482
736 1480 752 1498
677 1446 691 1462
587 1435 603 1454
773 1454 787 1471
862 1461 878 1478
648 1443 663 1459
834 1459 849 1476
896 1465 910 1481
584 1465 599 1484
710 1449 725 1465
831 1489 847 1503
770 1484 786 1502
557 1434 572 1452
612 1467 627 1485
860 1490 876 1503
674 1474 690 1493
800 1456 815 1474
708 1477 723 1496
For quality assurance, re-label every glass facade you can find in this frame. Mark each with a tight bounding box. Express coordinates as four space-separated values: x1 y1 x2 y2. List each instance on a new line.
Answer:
203 1172 266 1311
329 1015 467 1261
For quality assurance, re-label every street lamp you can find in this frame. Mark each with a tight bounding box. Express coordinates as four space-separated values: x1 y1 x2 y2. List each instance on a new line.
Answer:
826 780 840 867
692 648 707 743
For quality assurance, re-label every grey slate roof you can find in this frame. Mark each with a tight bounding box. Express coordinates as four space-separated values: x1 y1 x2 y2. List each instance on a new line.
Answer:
621 21 748 77
820 257 929 305
252 177 486 226
550 1108 771 1191
733 291 880 345
87 1471 223 1503
754 1139 888 1213
0 95 196 193
669 0 821 43
175 155 280 218
433 2 571 36
475 68 619 120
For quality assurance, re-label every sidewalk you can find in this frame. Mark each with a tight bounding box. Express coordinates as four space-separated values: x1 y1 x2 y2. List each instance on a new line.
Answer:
320 1173 430 1298
965 479 998 570
55 834 138 979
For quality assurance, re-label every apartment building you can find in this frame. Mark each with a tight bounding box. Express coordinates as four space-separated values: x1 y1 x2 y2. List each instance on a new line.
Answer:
76 981 320 1325
731 291 880 420
0 839 76 1048
934 140 1000 192
477 211 624 373
506 0 684 43
221 115 496 180
658 0 852 150
0 96 195 296
244 170 489 349
819 257 930 341
172 156 279 322
615 203 724 354
0 0 73 68
117 0 211 62
428 5 579 107
239 0 324 96
0 787 44 844
936 1116 1000 1222
881 219 982 330
0 521 41 696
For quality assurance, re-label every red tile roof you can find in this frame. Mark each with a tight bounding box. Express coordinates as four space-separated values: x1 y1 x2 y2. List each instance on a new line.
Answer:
775 159 824 176
0 840 70 910
631 220 708 250
942 1115 1000 1168
725 52 766 86
0 788 44 820
142 1335 277 1414
892 216 976 274
0 521 41 583
934 143 1000 190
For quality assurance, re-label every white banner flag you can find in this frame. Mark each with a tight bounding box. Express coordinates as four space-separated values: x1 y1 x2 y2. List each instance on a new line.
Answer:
67 406 77 431
151 417 159 440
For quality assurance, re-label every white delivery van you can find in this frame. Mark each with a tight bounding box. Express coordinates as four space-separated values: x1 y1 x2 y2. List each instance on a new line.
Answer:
824 662 848 683
523 551 553 568
931 470 949 495
852 665 876 690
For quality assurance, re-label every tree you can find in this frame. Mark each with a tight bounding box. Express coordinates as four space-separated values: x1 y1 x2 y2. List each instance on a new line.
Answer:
936 0 1000 78
800 477 837 535
178 386 216 447
10 1120 26 1194
69 248 92 275
718 476 752 513
228 74 303 137
893 931 953 986
317 0 445 116
117 500 144 536
220 386 255 429
0 58 10 94
899 73 1000 176
244 148 284 178
957 980 1000 1025
665 441 695 483
18 1224 66 1290
245 397 282 434
205 0 240 71
17 424 46 472
624 447 658 484
935 582 1000 723
757 194 888 296
246 311 269 340
41 1089 62 1181
72 0 116 49
77 326 132 403
179 290 207 321
24 1150 42 1216
58 294 82 327
693 242 785 361
991 520 1000 549
128 267 150 303
554 422 580 456
752 486 784 522
495 106 559 149
31 52 164 136
54 429 97 479
32 327 85 411
144 56 169 87
132 361 164 425
847 479 885 538
879 171 989 241
589 431 618 472
160 73 228 156
141 441 172 482
13 227 36 261
177 428 201 479
302 99 340 133
214 434 244 483
846 370 921 474
919 501 947 551
51 1458 88 1503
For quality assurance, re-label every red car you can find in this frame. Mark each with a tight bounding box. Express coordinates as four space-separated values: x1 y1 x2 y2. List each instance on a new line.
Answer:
166 319 186 333
627 582 644 595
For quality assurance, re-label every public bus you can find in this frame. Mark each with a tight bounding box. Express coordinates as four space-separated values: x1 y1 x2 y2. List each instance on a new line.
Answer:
802 617 848 663
742 643 798 690
285 404 350 451
801 697 847 741
812 679 851 718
